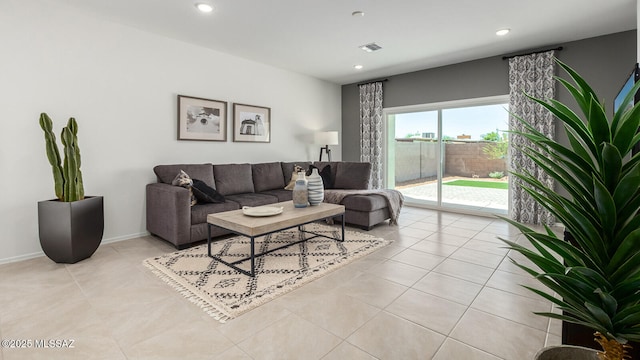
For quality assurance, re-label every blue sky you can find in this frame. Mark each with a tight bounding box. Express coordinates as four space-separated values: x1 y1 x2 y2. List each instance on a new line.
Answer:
395 103 510 140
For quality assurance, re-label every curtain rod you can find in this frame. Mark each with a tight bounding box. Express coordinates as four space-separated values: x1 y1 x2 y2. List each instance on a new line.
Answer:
502 46 563 60
356 78 389 86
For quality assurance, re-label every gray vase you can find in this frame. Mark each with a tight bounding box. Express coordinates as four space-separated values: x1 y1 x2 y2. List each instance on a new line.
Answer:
38 196 104 264
534 345 599 360
292 172 308 208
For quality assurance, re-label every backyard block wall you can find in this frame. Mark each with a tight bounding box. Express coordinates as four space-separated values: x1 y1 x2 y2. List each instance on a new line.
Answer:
395 141 507 182
445 142 506 177
395 141 438 182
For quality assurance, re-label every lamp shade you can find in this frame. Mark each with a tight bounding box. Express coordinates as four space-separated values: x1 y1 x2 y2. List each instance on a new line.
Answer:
314 131 339 145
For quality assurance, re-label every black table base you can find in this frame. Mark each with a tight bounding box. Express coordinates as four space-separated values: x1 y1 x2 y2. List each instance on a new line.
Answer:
207 214 345 277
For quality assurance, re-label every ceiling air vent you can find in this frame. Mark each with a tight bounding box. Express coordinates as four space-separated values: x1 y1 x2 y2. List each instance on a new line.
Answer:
359 43 382 52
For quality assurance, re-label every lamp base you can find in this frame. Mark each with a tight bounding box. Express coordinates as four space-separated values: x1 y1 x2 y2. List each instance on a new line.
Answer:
319 146 332 162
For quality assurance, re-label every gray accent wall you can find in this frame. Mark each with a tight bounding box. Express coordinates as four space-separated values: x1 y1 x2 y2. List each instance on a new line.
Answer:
341 30 636 162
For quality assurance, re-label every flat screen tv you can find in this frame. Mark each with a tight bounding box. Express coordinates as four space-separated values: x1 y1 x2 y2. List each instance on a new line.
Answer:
613 63 640 155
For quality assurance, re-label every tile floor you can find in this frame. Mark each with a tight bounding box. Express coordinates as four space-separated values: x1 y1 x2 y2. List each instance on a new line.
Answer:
0 206 562 360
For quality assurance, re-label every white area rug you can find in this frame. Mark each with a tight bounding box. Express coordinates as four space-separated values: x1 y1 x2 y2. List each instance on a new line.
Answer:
144 223 390 323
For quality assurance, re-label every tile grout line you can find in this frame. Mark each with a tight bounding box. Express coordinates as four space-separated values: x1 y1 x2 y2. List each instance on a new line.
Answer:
63 247 133 360
431 222 522 359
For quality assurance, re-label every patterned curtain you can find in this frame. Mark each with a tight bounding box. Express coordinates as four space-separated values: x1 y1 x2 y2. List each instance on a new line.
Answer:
508 51 556 225
359 82 384 189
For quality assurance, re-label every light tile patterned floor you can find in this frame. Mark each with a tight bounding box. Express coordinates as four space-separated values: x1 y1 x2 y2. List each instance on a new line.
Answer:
0 206 561 359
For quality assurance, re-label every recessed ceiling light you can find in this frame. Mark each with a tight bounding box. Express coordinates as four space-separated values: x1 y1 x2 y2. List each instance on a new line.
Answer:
354 65 363 70
195 3 214 13
352 11 365 17
496 28 510 36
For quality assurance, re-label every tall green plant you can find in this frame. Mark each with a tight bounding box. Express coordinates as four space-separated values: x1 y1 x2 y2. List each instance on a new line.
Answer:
501 59 640 360
39 113 84 202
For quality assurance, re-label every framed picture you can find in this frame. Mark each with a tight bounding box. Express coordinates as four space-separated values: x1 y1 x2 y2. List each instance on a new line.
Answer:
177 95 227 141
233 103 271 143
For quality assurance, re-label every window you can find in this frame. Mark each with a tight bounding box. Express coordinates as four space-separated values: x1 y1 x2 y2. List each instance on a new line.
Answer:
385 96 509 215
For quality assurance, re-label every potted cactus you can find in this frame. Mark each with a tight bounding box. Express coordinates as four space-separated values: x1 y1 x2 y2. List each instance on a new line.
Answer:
502 60 640 359
38 113 103 263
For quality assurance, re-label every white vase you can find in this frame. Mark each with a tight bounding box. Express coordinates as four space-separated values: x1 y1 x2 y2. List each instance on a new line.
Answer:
307 168 324 206
292 172 309 208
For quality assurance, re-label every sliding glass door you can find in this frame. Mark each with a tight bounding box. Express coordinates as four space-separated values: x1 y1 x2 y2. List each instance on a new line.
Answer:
385 96 509 215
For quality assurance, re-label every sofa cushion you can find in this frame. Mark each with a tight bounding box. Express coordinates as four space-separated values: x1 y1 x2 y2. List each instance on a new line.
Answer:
340 194 388 212
259 189 294 202
213 163 254 196
281 161 312 184
225 193 279 207
154 164 214 187
191 179 225 203
190 201 240 225
252 162 285 192
334 162 372 190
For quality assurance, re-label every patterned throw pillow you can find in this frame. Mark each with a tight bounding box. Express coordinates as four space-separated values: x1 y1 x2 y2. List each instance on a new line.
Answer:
171 170 197 206
284 165 305 190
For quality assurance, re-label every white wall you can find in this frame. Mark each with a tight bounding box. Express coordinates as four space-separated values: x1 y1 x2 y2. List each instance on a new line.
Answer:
0 0 341 263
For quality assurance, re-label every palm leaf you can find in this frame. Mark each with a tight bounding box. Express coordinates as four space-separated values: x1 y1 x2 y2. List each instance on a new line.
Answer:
612 101 640 153
611 77 640 133
503 59 640 344
586 95 612 149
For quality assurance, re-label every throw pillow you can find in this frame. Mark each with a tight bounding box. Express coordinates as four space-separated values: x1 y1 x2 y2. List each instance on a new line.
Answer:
171 170 197 206
284 165 304 190
306 164 334 189
191 179 225 203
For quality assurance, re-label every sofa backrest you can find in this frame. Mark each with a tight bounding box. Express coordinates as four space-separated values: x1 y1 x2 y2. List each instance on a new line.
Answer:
213 163 255 196
251 162 286 192
153 164 215 188
152 161 372 193
313 162 339 182
333 162 372 189
281 161 312 184
313 161 371 190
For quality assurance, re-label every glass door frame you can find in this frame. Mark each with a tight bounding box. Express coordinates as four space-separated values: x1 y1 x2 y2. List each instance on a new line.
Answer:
383 95 510 214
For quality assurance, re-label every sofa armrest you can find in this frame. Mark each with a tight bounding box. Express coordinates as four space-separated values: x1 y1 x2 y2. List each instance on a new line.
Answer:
146 183 191 248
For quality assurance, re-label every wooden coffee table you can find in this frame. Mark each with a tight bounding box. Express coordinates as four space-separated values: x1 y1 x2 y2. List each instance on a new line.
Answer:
207 201 345 276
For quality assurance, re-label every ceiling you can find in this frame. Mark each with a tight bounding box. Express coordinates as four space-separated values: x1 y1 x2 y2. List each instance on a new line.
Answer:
52 0 637 85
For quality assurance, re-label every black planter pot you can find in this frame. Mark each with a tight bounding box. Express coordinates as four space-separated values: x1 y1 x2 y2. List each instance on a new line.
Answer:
562 321 640 359
562 230 640 358
534 345 598 359
37 196 104 264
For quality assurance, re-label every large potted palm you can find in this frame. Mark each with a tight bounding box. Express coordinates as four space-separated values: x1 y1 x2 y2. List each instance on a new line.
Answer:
501 60 640 360
38 113 103 263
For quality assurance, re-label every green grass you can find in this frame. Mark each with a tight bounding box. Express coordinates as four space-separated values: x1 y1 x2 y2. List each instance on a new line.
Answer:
443 179 508 190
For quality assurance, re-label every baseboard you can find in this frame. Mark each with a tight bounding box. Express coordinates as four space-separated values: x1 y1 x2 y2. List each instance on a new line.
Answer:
101 231 150 245
0 231 151 266
403 201 504 218
0 251 45 265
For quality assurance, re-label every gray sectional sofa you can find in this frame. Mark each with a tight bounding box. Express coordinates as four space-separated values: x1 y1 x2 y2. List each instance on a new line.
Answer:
146 161 392 249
